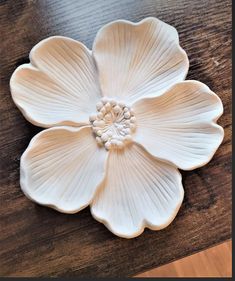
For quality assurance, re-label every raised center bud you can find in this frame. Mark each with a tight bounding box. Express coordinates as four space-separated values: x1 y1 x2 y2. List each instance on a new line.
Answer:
89 98 136 150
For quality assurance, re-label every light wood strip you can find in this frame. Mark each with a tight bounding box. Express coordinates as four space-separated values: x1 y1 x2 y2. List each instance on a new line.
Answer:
136 240 232 277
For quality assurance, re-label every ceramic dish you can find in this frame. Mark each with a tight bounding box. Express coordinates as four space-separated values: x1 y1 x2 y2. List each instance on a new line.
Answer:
10 17 224 238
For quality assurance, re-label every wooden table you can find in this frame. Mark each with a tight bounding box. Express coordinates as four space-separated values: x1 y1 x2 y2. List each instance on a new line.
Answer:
0 0 231 277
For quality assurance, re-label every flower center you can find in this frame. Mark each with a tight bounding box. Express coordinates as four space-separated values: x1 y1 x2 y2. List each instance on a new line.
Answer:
89 98 136 150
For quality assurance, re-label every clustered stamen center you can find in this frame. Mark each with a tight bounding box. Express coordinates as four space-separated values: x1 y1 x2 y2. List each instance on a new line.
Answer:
89 98 136 150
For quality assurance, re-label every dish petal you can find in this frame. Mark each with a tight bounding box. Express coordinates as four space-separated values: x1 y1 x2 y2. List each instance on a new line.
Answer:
133 80 224 170
91 144 184 238
21 126 108 213
93 17 189 103
10 36 102 127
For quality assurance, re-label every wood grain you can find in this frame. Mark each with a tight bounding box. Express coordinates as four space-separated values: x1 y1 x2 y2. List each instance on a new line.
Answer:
136 240 232 277
0 0 231 277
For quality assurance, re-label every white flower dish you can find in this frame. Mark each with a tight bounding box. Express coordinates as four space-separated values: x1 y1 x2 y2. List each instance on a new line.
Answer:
10 17 224 238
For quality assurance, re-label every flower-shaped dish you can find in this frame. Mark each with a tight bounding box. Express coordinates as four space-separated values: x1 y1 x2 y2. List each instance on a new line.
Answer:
10 17 224 238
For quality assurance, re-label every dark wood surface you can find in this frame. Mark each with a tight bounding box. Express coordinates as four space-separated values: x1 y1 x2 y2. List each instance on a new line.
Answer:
0 0 231 277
